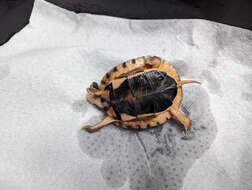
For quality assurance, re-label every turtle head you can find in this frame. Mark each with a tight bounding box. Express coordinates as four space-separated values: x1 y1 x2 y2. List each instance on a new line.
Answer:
87 82 101 96
87 82 105 108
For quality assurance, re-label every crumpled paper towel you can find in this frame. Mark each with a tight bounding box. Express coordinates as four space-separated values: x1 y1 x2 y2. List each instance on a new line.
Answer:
0 0 252 190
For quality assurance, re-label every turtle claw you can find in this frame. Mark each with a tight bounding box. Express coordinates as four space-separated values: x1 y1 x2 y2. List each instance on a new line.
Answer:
82 125 97 133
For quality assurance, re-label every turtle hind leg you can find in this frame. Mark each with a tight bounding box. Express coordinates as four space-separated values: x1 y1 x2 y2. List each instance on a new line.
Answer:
169 107 191 132
83 116 116 132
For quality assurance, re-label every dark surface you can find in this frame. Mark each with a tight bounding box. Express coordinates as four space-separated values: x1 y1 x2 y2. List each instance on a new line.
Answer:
46 0 252 30
106 70 177 118
0 0 34 45
0 0 251 46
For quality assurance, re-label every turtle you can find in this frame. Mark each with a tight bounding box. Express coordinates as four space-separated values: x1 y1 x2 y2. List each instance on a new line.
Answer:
83 56 200 132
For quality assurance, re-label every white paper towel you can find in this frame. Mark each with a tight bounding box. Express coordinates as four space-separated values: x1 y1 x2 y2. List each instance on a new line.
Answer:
0 0 252 190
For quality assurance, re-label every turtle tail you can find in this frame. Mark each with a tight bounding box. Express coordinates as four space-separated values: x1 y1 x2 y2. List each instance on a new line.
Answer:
177 80 200 87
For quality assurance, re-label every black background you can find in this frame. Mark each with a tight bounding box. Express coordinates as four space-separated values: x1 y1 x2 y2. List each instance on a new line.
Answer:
0 0 251 45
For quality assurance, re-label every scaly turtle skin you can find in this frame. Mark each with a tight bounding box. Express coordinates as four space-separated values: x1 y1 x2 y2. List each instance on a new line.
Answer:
84 56 200 132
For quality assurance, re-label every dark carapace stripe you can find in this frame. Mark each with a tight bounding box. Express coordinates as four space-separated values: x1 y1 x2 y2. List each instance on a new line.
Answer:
122 62 127 68
113 67 118 72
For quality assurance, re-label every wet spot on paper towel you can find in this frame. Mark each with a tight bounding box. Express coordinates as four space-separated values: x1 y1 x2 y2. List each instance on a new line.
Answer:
78 86 217 190
241 92 252 102
218 28 252 67
243 74 252 89
200 70 222 95
138 21 166 33
208 58 218 69
0 64 10 80
72 99 88 117
172 60 189 77
214 25 229 51
180 21 195 47
241 74 252 102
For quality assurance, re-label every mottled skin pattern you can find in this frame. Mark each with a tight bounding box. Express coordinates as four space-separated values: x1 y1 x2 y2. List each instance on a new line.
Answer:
84 56 199 132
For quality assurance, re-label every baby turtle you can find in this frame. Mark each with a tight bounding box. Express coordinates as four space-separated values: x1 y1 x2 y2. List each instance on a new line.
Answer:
83 56 200 132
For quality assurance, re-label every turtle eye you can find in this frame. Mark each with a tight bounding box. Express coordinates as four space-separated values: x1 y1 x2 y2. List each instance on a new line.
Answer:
92 82 99 89
158 75 164 80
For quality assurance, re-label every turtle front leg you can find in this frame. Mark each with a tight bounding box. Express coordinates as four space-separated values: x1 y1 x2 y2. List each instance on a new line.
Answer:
169 107 191 132
83 116 116 132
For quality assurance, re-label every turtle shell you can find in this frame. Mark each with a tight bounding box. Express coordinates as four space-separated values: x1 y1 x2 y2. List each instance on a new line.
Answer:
97 56 183 130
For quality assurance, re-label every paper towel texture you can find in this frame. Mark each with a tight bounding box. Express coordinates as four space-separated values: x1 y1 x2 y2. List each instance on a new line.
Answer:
0 0 252 190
